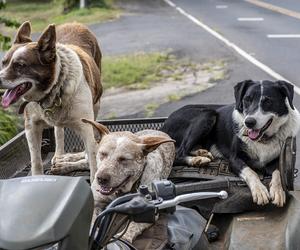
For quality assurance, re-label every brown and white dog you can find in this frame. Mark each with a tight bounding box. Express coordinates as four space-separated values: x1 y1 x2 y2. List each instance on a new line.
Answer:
82 119 175 243
0 21 102 181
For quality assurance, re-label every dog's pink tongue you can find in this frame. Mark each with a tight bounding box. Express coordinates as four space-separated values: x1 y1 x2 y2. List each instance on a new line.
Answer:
1 88 19 108
248 129 260 140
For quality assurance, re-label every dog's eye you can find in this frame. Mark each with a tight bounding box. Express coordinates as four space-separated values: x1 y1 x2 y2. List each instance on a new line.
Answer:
1 59 8 67
13 62 26 68
118 157 128 163
244 96 252 103
118 157 127 162
243 96 252 108
99 152 108 159
262 98 272 107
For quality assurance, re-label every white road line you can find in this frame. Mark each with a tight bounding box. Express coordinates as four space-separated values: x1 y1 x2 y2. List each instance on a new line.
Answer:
267 34 300 38
216 5 228 9
163 0 300 96
237 17 264 21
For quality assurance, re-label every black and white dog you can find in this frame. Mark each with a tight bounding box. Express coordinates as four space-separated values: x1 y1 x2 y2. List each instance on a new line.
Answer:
161 80 300 207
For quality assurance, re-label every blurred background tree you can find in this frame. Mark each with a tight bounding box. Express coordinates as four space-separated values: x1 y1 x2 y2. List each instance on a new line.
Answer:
63 0 110 13
0 0 20 50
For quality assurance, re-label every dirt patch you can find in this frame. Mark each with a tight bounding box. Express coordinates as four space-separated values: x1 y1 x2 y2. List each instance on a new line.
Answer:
98 59 227 119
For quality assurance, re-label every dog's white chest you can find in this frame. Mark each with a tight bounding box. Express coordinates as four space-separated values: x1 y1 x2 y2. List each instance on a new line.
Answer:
244 139 281 167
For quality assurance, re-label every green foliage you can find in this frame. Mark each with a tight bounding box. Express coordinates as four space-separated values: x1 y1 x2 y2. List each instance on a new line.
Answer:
0 33 11 51
0 2 19 144
0 4 20 51
0 17 20 51
62 0 112 12
0 108 18 146
63 0 78 13
0 0 118 32
0 16 20 28
102 53 171 90
0 1 5 10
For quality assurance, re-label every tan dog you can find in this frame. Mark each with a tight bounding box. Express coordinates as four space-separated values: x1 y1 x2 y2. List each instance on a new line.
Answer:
83 119 175 243
0 21 102 181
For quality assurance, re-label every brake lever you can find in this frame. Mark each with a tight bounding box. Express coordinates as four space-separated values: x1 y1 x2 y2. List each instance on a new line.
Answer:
156 191 228 210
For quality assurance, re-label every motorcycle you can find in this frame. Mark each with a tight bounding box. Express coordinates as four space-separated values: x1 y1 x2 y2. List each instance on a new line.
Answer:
0 176 227 250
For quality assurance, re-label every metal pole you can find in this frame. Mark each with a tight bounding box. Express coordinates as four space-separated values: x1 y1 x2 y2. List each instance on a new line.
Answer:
80 0 86 8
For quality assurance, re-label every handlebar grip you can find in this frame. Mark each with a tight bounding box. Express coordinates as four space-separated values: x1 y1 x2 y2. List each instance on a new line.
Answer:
175 179 230 196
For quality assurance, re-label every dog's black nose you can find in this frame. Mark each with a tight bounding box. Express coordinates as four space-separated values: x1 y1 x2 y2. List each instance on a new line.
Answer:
245 117 257 128
97 174 110 185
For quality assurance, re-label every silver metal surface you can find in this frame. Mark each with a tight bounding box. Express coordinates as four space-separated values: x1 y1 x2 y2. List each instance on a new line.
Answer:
157 191 228 210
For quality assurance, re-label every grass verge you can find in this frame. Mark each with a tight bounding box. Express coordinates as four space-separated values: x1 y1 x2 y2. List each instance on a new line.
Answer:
102 52 182 90
144 103 159 117
0 108 18 145
0 0 119 33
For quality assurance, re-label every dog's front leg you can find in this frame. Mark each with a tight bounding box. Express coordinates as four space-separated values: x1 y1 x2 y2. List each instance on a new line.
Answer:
230 138 269 205
122 222 152 243
240 167 270 205
25 115 45 175
51 126 64 164
74 123 97 182
269 169 286 207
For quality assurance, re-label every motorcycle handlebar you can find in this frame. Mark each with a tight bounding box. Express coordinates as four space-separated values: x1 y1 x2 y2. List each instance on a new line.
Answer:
156 190 228 210
174 179 230 196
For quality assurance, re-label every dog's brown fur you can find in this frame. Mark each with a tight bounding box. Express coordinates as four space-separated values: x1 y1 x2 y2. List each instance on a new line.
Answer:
56 23 102 70
0 21 102 181
68 44 102 104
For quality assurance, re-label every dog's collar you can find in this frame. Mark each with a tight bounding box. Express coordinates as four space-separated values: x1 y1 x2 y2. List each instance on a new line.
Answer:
18 101 29 114
41 95 62 117
18 92 63 116
37 79 64 117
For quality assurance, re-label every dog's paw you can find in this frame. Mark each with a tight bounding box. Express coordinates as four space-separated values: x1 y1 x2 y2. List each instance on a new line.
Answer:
191 149 214 160
51 155 59 165
250 182 270 205
269 183 286 207
50 163 64 174
52 152 86 164
121 234 134 243
188 156 211 167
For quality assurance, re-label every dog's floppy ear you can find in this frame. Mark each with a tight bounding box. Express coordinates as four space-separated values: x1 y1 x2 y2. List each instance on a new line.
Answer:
140 136 175 155
37 24 56 64
275 80 294 110
234 80 254 112
82 119 110 137
14 21 32 44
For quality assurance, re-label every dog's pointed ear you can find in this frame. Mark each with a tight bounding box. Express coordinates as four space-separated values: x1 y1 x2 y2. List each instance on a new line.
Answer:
37 24 56 64
82 119 110 137
139 136 175 155
14 21 32 44
275 80 294 110
234 80 254 113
